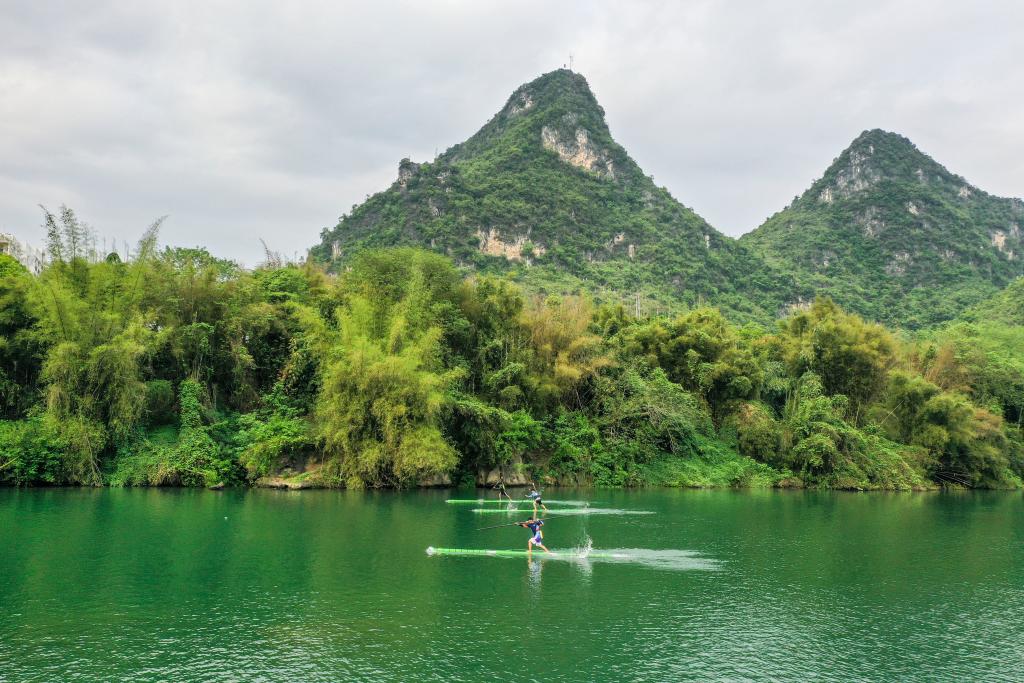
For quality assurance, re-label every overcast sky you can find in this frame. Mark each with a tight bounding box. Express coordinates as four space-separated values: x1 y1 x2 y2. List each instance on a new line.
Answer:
2 1 1022 265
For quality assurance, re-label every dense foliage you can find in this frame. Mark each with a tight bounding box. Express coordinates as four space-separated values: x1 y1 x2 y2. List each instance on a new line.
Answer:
3 216 1021 489
961 277 1024 327
742 129 1024 328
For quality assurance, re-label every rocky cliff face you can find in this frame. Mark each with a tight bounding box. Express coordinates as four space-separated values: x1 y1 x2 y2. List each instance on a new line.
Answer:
742 129 1024 327
540 122 615 178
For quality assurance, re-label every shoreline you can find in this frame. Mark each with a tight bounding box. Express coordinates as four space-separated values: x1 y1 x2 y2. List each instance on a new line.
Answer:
5 480 1010 492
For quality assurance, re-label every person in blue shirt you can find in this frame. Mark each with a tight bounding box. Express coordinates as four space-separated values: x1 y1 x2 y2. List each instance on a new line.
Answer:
525 482 548 516
518 517 550 555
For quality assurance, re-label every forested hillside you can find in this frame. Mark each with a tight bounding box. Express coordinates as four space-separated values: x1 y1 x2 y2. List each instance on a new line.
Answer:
742 129 1024 328
961 276 1024 326
312 69 795 323
2 209 1021 490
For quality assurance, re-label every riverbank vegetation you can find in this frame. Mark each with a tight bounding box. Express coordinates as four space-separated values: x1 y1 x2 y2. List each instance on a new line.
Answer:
2 210 1022 489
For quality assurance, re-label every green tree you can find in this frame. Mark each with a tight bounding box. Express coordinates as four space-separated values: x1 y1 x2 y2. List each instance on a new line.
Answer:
0 255 45 419
312 250 466 487
625 307 761 421
775 297 895 421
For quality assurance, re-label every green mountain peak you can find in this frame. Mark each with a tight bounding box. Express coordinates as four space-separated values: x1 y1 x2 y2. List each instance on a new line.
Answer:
441 68 630 183
743 129 1024 327
805 129 965 207
312 70 793 321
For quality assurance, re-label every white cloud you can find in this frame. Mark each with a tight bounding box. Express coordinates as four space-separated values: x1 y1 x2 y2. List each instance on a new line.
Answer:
2 0 1022 263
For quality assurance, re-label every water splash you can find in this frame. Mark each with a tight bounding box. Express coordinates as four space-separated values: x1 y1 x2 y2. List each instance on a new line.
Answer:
470 507 654 516
596 549 722 572
557 542 720 572
427 545 719 572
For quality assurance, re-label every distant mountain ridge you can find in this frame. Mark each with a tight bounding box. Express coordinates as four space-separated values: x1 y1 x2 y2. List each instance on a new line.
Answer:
311 69 794 322
741 129 1024 327
312 73 1024 328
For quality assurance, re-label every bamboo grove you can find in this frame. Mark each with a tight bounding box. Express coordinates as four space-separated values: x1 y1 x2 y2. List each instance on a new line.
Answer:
1 209 1022 489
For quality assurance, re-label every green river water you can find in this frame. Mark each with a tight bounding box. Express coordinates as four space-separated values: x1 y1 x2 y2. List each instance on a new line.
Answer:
1 488 1021 681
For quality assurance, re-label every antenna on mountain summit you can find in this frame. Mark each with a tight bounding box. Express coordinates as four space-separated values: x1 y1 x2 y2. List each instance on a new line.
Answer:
569 54 574 71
